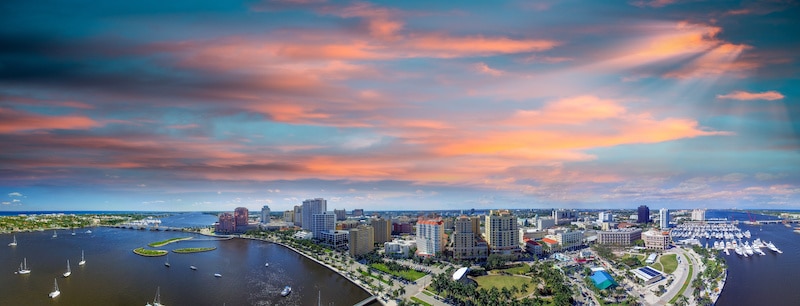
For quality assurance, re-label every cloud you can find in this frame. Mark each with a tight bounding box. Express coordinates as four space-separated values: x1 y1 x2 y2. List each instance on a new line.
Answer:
8 192 23 197
630 0 676 8
716 90 785 101
474 62 504 76
0 108 101 133
12 199 21 202
1 202 9 205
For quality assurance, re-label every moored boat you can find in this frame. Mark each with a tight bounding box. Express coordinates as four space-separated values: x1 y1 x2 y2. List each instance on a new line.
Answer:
49 278 61 298
281 286 292 296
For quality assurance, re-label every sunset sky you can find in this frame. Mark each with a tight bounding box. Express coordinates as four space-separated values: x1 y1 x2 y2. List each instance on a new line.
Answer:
1 0 798 212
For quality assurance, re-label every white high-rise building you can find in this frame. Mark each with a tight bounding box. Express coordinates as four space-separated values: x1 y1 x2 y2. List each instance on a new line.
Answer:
311 211 335 239
485 210 519 254
659 208 670 229
598 212 612 223
260 205 271 224
691 209 706 221
302 198 326 231
416 218 444 257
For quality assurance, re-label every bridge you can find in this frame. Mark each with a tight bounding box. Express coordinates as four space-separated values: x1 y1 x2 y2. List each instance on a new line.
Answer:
752 219 800 225
352 296 378 306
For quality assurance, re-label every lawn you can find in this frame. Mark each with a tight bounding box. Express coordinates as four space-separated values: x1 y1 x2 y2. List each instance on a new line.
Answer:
473 275 536 298
148 237 192 247
659 254 678 274
173 247 216 253
410 296 432 306
370 263 427 281
497 264 530 275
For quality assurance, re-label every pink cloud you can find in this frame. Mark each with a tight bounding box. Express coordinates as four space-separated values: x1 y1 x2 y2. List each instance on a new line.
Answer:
716 90 785 101
0 108 101 133
474 62 504 76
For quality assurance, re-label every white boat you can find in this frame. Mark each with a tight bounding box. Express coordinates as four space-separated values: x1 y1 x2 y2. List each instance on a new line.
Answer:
164 256 170 267
214 273 222 278
85 229 92 234
145 286 165 306
52 230 57 238
724 248 730 256
265 262 269 267
281 286 292 296
18 257 31 274
63 259 71 277
734 245 744 256
190 265 197 270
766 241 782 253
79 250 86 266
744 243 754 256
743 230 751 238
71 229 76 236
49 278 61 298
8 235 17 246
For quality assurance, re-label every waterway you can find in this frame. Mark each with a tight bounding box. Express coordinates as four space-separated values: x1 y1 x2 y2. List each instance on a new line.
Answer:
704 210 800 305
1 225 370 305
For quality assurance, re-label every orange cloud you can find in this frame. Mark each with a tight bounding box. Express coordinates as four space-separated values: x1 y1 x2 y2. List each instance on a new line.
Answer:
0 108 100 133
716 90 785 101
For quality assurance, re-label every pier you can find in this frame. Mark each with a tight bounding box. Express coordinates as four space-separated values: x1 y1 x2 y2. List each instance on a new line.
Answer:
353 296 377 306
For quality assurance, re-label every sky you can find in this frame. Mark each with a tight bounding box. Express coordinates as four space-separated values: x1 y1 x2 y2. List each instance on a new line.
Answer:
1 0 799 212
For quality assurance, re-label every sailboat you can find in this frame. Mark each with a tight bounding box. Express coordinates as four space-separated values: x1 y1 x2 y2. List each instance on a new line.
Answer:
18 257 31 274
49 278 61 298
164 255 170 267
145 286 164 306
8 235 16 246
63 259 71 277
78 250 86 266
52 230 58 238
71 229 76 236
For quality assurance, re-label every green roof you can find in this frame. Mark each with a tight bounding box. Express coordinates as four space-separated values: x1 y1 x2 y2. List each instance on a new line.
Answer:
590 271 617 290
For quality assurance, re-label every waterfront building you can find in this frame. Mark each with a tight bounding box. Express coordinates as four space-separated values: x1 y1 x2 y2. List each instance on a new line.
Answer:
416 218 445 257
485 210 520 255
260 205 271 224
659 208 670 229
302 198 326 231
216 212 235 234
637 205 650 223
349 225 374 257
643 229 671 250
370 218 392 244
597 228 642 245
692 209 706 221
283 210 294 223
319 230 349 250
311 211 335 239
234 207 249 232
334 209 347 221
293 205 303 227
384 239 416 258
451 215 488 261
352 209 364 217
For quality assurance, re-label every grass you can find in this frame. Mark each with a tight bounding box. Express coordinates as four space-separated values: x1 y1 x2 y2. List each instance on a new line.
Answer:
370 263 427 281
422 290 433 296
497 264 530 275
148 237 192 247
473 275 536 298
620 254 645 260
660 254 678 274
649 262 665 272
410 297 432 306
133 247 168 256
172 247 216 253
669 254 693 304
360 270 392 285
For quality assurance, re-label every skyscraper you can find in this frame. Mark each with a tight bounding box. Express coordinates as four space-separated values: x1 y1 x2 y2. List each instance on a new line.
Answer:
352 209 364 217
485 210 519 254
371 218 391 244
349 225 374 257
451 215 488 260
216 212 235 234
659 208 670 229
637 205 650 224
334 209 347 221
293 205 302 227
234 207 249 231
311 211 335 238
302 198 326 231
260 205 271 224
416 218 444 257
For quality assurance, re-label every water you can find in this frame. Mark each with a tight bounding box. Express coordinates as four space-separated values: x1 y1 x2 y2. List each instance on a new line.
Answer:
1 227 370 305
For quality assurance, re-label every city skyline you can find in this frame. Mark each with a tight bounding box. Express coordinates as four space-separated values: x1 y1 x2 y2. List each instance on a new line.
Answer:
1 1 799 211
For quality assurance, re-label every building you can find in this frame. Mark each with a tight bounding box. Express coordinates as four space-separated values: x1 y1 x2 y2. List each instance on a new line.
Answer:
524 240 543 257
384 239 416 258
393 222 413 234
553 209 576 225
541 237 559 252
349 225 374 257
537 218 555 231
637 205 650 223
302 198 326 231
470 216 481 234
319 230 349 250
643 229 671 250
234 207 249 231
590 271 618 290
416 218 445 257
282 210 294 223
352 209 364 217
598 212 612 223
692 209 706 221
597 229 642 245
554 230 584 251
659 208 670 229
216 212 235 234
334 209 347 221
632 266 665 285
485 210 520 255
451 215 488 261
519 228 546 243
336 220 361 230
311 211 335 239
293 205 303 227
260 205 271 224
371 218 392 244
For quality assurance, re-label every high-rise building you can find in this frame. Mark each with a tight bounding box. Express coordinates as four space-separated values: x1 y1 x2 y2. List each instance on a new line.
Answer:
352 209 364 217
311 211 335 239
470 216 481 234
451 215 488 261
260 205 271 224
659 208 670 229
416 218 444 257
302 198 326 231
554 230 584 251
216 212 235 234
485 210 519 254
293 205 303 227
234 207 249 231
637 205 650 223
371 218 391 244
552 209 576 225
334 209 347 221
283 210 294 223
349 225 374 257
691 209 706 221
598 212 612 223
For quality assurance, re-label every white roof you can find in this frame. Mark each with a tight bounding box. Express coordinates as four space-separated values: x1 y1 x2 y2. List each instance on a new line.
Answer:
452 267 469 280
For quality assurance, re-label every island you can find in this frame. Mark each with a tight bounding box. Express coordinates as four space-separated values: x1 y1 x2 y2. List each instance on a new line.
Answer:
133 247 168 256
148 237 193 247
173 247 216 254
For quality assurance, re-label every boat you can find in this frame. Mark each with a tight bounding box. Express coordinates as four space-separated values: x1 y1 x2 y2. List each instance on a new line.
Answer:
145 286 164 306
49 278 61 298
52 230 57 238
18 258 31 274
79 250 86 266
71 229 76 236
281 286 292 296
190 265 197 270
766 241 782 253
265 262 269 267
85 229 92 234
63 259 71 277
8 235 17 247
164 256 170 267
214 273 222 278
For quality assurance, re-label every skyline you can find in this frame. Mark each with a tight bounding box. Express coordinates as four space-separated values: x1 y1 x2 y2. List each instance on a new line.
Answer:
1 0 799 211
